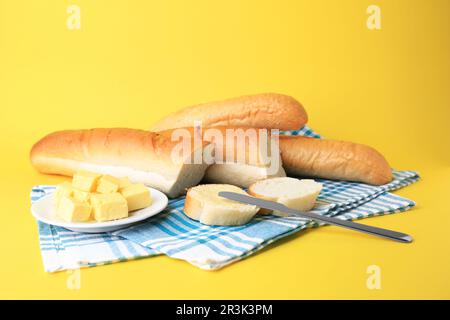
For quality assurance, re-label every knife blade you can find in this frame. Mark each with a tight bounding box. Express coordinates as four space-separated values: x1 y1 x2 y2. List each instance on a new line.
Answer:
218 191 413 243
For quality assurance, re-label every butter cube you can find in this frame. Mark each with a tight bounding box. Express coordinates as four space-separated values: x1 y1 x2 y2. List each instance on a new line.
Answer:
54 182 73 208
73 189 90 202
96 175 120 194
120 183 152 212
90 193 128 221
73 171 101 192
57 195 92 222
118 177 132 189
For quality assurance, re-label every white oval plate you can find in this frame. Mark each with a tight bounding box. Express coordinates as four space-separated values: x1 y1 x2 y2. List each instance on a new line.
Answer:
31 187 168 233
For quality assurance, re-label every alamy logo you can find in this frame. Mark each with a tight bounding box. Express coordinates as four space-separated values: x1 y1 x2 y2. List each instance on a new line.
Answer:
367 5 381 30
366 265 381 289
170 123 281 175
67 5 81 30
66 268 81 290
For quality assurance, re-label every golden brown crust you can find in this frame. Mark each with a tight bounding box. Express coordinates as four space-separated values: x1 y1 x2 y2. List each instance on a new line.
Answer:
278 136 392 185
30 128 195 175
151 93 308 131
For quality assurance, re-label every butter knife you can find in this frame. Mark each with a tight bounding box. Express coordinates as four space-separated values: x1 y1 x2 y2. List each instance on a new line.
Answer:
218 191 413 243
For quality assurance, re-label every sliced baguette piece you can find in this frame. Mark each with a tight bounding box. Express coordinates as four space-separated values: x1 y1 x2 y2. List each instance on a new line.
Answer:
30 128 212 198
184 184 259 226
278 135 393 185
248 177 323 215
151 93 308 131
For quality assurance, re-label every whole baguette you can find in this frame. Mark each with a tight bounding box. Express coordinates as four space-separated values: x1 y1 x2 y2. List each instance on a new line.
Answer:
151 93 308 132
279 135 392 185
30 128 211 198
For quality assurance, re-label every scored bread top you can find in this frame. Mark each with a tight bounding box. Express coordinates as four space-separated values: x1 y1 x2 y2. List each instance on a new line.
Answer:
151 93 308 132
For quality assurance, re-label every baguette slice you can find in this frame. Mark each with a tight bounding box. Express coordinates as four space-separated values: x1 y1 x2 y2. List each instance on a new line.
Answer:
184 184 259 226
279 136 393 185
151 93 308 131
30 128 212 198
248 177 323 215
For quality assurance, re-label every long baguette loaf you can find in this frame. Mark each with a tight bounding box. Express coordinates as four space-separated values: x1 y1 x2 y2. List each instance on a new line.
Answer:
30 128 212 198
278 135 392 185
151 93 308 132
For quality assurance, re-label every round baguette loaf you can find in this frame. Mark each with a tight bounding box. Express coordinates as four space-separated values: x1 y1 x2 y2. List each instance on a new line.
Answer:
30 128 212 198
184 184 259 226
278 135 392 185
248 177 323 215
151 93 308 132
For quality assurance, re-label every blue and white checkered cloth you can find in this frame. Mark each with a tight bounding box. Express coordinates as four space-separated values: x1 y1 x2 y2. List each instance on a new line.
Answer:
31 126 419 272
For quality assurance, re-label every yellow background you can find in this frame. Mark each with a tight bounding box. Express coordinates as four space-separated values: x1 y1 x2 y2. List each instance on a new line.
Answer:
0 0 449 299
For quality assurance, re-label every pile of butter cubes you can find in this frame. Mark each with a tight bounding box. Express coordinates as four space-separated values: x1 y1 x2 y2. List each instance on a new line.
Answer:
54 171 152 222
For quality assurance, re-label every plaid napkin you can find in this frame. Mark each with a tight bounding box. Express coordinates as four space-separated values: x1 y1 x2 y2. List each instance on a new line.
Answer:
32 126 419 272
